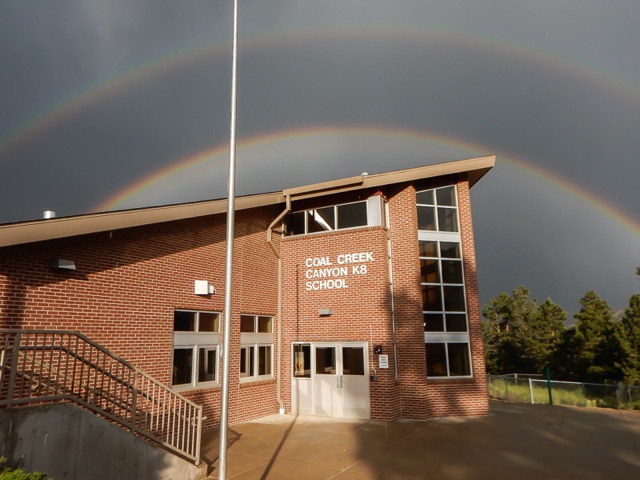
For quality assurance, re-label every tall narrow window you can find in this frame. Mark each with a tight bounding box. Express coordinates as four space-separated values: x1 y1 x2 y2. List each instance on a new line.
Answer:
239 314 274 381
417 186 472 378
293 344 311 378
172 310 220 389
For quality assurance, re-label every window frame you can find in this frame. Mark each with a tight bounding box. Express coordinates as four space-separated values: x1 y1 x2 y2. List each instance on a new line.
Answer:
416 185 460 233
416 185 473 379
284 196 386 236
239 314 274 383
172 309 221 391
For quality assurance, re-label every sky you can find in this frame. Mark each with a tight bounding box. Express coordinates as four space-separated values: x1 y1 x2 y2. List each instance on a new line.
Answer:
1 0 639 317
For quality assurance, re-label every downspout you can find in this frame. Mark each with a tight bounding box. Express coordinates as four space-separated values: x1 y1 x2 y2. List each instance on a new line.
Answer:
385 201 399 382
267 194 291 413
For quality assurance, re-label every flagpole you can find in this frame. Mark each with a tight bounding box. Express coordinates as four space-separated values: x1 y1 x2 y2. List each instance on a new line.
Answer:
218 0 239 478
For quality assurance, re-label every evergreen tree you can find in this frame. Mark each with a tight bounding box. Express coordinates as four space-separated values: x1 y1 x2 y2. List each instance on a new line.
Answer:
482 292 514 374
551 326 581 380
572 291 622 383
618 294 640 385
482 287 561 374
530 298 567 369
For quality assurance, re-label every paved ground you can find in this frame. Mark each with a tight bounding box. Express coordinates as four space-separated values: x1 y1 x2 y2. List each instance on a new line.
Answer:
202 401 640 479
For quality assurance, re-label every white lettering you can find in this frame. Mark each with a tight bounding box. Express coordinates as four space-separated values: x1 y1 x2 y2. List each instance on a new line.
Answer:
305 256 333 268
306 267 348 279
304 251 375 292
352 265 368 275
305 279 349 291
337 252 374 264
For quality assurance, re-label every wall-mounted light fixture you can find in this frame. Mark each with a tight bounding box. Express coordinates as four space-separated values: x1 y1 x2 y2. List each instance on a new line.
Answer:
318 308 333 316
195 280 216 295
50 259 76 271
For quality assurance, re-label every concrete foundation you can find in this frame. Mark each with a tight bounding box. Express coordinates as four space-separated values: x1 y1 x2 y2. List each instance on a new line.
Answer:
0 403 206 480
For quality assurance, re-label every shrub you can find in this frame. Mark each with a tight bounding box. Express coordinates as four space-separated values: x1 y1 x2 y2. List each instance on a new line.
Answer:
0 458 49 480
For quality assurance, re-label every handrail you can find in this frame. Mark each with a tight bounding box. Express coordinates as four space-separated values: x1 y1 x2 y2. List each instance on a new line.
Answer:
0 329 202 464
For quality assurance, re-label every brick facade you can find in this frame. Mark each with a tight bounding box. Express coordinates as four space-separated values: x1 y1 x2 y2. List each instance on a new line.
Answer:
0 165 490 428
0 206 281 429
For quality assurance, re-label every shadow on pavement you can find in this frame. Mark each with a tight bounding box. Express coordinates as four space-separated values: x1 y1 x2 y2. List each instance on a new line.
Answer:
208 401 640 479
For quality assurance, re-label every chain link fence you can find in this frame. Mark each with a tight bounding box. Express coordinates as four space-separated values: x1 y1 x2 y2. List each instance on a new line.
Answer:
487 374 640 410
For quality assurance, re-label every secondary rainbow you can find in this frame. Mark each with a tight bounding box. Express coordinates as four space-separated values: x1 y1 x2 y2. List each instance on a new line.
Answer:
2 26 640 160
96 125 640 239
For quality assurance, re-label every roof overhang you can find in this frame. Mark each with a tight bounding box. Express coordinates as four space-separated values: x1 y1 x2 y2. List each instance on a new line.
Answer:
283 155 495 201
0 192 284 248
0 155 494 248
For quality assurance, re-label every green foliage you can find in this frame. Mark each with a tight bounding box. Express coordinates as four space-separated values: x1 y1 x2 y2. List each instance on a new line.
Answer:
484 279 640 386
482 287 566 375
618 294 640 386
571 291 623 383
0 458 48 480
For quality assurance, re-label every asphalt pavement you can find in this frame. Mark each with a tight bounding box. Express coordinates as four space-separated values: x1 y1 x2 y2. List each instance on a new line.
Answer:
203 400 640 479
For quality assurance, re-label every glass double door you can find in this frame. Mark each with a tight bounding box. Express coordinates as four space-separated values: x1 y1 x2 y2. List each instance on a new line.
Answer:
312 342 370 419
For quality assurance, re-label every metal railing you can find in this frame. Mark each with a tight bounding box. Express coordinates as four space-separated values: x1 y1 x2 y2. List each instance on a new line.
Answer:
487 374 640 410
0 330 202 464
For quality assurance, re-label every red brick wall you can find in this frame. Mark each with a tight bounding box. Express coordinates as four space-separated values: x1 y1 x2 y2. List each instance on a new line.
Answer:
280 179 488 420
387 183 430 419
0 206 282 429
281 219 401 421
1 176 489 426
388 179 488 419
423 179 488 417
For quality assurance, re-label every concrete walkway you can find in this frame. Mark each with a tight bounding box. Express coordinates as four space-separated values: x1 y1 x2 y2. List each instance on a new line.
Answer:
204 401 640 479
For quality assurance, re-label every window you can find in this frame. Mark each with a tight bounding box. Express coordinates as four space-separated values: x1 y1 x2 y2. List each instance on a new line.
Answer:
417 186 472 378
416 185 459 232
239 314 274 381
284 196 386 236
293 344 311 378
172 310 220 389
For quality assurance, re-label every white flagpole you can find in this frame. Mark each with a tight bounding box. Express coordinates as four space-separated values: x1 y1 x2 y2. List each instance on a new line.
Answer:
218 0 239 478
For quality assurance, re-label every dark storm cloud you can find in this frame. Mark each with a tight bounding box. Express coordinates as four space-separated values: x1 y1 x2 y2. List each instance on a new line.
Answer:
1 0 639 314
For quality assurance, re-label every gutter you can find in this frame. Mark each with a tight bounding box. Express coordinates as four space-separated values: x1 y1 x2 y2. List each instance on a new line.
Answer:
267 195 291 414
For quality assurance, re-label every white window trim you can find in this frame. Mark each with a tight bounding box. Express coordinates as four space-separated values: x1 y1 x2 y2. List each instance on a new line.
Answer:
240 315 274 383
286 196 386 236
417 186 473 379
416 185 461 233
425 341 473 379
172 310 220 391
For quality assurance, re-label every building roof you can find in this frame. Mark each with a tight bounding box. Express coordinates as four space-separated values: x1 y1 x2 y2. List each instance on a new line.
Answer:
0 155 495 248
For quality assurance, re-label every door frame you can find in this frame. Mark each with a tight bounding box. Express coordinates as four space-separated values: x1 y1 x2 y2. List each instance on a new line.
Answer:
291 341 370 419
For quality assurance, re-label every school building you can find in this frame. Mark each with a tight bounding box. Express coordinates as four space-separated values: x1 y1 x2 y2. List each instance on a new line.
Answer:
0 155 494 430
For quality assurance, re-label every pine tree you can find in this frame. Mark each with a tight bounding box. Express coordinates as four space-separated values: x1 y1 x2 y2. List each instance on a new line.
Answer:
482 287 550 374
618 294 640 385
572 291 622 383
530 298 567 369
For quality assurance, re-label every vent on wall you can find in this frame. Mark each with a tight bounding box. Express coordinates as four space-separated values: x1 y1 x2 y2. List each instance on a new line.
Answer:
50 259 76 271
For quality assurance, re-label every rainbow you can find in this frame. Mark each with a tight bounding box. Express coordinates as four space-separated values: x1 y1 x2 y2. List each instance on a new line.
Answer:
2 26 640 160
96 125 640 239
2 27 639 238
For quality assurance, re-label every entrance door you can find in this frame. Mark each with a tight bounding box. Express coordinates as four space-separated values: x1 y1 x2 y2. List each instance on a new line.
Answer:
312 343 370 419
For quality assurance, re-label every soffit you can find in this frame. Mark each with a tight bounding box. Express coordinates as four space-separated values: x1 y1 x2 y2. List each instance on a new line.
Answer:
0 192 284 248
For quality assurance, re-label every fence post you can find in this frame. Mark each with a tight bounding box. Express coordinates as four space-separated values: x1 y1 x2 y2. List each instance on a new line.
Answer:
545 367 553 406
529 378 534 404
6 331 22 409
130 369 138 432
